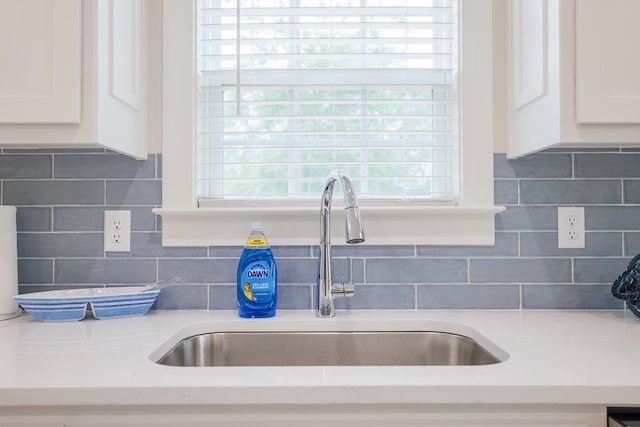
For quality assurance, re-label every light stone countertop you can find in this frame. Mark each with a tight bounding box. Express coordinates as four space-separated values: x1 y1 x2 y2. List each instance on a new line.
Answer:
0 309 639 408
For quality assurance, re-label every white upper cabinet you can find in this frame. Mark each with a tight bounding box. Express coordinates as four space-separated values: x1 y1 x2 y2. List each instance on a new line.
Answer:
0 0 81 124
0 0 148 159
575 0 640 124
508 0 640 158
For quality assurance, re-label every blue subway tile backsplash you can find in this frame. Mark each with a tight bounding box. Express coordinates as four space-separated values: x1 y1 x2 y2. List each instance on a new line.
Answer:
55 259 157 284
519 179 622 204
6 149 640 312
0 155 52 179
493 152 572 178
54 154 156 179
417 284 520 310
6 180 105 205
574 153 640 178
521 284 623 310
336 284 416 310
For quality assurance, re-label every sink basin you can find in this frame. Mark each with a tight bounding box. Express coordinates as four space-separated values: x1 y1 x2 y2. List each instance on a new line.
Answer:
155 331 501 367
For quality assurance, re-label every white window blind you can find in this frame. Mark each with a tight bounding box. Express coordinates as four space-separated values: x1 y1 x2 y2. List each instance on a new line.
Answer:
196 0 458 202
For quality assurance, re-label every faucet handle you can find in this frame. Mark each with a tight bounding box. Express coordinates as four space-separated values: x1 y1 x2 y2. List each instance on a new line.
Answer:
330 257 355 298
331 283 354 298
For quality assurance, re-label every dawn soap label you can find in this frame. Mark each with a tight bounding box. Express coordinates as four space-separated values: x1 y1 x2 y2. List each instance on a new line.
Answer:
240 261 276 303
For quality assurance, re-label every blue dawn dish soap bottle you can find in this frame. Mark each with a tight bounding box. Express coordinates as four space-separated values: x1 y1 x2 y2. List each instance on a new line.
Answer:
237 222 277 318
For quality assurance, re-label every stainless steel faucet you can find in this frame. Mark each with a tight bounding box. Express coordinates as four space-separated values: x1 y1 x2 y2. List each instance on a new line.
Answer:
317 170 365 318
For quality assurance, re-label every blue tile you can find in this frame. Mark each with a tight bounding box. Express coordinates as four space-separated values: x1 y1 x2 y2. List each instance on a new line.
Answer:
53 207 105 231
624 233 640 256
494 180 518 205
520 180 621 204
0 155 52 179
573 258 629 284
271 246 314 258
18 259 53 284
113 207 157 231
10 147 640 313
494 153 572 178
18 233 103 258
520 232 622 257
209 284 236 309
107 233 207 258
575 153 640 178
275 258 318 284
16 208 51 232
159 259 236 283
53 207 156 232
329 257 364 284
208 246 243 258
331 245 415 257
366 258 467 283
106 180 162 205
417 232 518 257
154 284 208 310
623 180 640 204
54 154 155 179
522 284 622 309
495 206 558 231
586 206 640 231
417 284 520 309
470 258 571 284
351 258 365 284
155 213 162 231
334 284 415 309
277 285 313 309
5 181 104 205
55 259 157 284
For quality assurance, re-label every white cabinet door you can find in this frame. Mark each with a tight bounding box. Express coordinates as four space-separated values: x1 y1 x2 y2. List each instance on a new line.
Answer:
0 0 81 124
0 404 606 427
57 406 608 427
576 0 640 124
508 0 640 157
0 0 148 159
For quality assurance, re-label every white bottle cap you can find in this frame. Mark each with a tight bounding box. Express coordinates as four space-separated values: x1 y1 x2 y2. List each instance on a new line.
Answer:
251 222 263 231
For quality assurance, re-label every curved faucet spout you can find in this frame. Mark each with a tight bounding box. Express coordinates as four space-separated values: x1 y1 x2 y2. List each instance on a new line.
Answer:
317 170 365 318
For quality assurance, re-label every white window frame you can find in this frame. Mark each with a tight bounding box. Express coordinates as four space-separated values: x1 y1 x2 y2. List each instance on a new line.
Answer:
155 0 503 247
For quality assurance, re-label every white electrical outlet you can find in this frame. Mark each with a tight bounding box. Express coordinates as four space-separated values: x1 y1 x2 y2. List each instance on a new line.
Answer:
104 210 131 252
558 207 585 249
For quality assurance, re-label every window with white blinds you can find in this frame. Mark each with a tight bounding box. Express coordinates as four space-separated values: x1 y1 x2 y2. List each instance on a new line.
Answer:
196 0 459 202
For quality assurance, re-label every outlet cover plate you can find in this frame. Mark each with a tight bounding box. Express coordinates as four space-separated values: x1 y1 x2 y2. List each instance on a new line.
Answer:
104 210 131 252
558 206 585 249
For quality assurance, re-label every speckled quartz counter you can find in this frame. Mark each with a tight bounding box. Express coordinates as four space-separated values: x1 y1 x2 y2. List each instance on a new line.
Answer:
0 310 638 425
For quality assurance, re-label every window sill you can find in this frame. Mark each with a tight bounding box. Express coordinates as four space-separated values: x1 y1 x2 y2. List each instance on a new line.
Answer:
153 204 505 247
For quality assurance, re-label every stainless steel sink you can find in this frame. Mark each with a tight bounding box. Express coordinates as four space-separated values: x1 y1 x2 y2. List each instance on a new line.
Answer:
155 331 501 367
